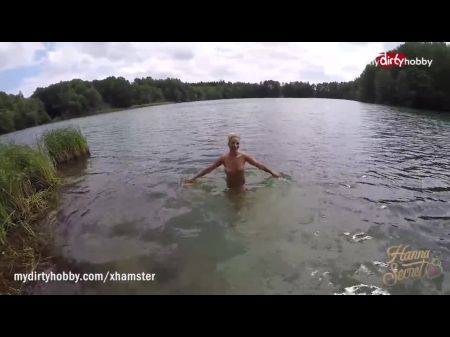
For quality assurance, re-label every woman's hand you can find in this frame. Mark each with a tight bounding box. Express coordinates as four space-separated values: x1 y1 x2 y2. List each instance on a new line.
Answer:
271 171 281 178
184 177 195 184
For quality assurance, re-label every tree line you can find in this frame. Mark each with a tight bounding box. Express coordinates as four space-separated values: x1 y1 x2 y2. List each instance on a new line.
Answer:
1 42 449 135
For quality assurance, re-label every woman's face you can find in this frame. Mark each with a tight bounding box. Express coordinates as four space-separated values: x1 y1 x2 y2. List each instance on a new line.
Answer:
228 137 240 151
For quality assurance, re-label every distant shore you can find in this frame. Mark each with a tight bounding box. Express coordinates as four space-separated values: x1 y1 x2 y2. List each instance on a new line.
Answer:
49 101 176 122
95 101 174 114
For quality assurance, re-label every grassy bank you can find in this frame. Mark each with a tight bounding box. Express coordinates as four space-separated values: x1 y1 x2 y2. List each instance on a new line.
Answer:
41 127 90 165
0 127 90 294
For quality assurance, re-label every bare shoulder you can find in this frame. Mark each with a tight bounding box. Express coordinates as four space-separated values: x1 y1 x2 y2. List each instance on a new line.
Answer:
240 152 252 160
242 152 261 165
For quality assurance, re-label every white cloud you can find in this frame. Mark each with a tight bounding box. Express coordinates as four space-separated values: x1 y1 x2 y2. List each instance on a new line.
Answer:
5 42 403 97
0 42 46 71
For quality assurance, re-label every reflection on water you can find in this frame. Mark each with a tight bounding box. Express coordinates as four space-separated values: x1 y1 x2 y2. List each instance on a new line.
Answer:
2 98 449 294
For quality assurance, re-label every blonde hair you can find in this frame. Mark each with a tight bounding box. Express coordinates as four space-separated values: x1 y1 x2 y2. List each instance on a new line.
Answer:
227 132 240 143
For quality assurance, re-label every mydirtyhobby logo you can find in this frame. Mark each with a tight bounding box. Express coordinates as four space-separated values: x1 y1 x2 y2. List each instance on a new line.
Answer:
371 52 433 68
382 245 443 286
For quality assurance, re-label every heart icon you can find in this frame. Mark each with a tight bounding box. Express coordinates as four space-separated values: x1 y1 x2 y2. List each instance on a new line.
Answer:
426 258 443 279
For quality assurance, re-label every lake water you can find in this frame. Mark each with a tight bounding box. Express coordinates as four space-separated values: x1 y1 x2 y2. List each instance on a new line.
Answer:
2 98 449 294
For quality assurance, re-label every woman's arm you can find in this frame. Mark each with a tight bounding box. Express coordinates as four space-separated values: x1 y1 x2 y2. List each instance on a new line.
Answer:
185 156 224 183
244 154 280 177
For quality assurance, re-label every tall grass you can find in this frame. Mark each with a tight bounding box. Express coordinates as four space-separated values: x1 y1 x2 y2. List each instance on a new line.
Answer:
0 143 60 293
0 127 90 293
41 127 90 165
0 144 59 245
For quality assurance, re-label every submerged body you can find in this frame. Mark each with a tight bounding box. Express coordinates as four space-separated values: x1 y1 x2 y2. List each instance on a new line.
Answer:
185 133 280 189
223 152 250 188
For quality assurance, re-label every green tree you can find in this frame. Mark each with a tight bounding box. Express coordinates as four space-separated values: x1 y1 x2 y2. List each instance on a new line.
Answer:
0 109 15 134
374 70 395 104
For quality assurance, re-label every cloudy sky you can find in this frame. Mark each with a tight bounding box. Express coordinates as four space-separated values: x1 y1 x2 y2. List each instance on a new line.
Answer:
0 42 404 97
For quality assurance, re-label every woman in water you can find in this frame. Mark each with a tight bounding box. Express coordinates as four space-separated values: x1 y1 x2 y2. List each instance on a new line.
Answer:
184 133 281 189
